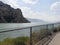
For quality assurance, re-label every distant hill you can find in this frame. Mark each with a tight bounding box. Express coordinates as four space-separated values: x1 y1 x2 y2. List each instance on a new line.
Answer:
27 18 48 23
0 1 30 23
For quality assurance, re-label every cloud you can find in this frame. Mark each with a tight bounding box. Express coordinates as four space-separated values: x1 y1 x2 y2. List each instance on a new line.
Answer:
50 2 60 15
22 0 38 4
21 7 60 22
50 2 60 10
0 0 20 8
0 0 60 22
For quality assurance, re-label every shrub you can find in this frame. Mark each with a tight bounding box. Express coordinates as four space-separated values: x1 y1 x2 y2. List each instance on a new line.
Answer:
48 32 52 36
0 36 29 45
53 28 58 32
0 38 14 45
59 28 60 31
13 36 29 45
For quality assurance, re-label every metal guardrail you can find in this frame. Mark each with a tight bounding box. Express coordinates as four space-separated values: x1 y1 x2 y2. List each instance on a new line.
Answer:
0 22 60 45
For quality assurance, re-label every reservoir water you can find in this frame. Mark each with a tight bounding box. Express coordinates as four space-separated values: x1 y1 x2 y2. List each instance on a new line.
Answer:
0 23 42 40
0 23 59 41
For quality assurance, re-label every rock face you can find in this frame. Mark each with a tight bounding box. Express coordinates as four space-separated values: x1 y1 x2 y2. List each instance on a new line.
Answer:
0 1 30 23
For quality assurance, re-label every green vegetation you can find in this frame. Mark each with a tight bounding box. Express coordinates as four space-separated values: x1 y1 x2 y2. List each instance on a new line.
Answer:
53 28 58 32
0 29 47 45
0 27 59 45
32 29 48 45
0 36 29 45
57 26 60 31
53 26 60 32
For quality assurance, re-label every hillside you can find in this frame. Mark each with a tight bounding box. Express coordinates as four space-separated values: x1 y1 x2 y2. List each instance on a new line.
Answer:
0 1 30 23
27 18 48 23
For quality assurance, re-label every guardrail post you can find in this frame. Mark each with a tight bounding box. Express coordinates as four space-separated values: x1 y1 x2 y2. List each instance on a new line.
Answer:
52 24 54 32
46 25 49 36
30 27 32 45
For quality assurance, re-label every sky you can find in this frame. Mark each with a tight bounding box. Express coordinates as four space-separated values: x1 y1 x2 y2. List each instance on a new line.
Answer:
0 0 60 23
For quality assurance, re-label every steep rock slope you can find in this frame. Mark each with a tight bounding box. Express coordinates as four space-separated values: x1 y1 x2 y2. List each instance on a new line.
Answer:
0 1 30 23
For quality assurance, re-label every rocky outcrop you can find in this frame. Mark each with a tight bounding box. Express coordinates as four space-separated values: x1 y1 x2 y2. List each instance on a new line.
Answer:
0 1 30 23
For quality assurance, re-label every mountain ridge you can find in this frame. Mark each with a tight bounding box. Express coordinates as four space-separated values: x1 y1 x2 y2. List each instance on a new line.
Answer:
0 1 30 23
27 18 48 23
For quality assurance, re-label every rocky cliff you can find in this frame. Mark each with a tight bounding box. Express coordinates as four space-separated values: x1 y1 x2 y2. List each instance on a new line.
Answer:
0 1 30 23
